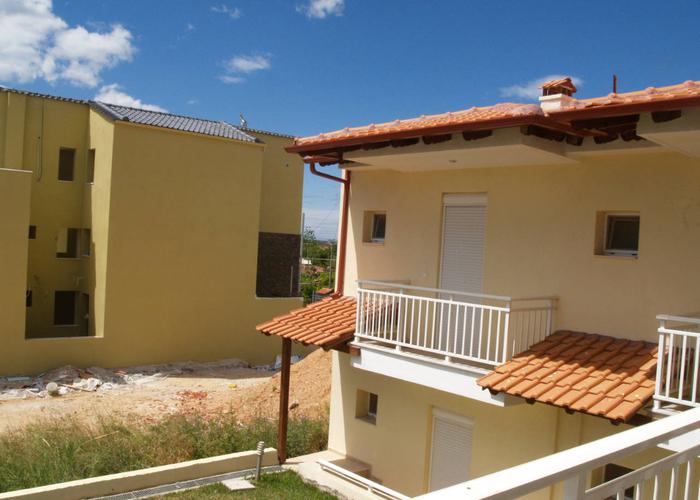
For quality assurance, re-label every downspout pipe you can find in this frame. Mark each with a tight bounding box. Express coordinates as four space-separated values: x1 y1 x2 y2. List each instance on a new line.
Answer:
306 159 350 297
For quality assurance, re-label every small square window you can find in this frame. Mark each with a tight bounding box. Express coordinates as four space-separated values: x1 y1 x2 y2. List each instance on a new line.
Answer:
56 228 80 258
363 211 387 244
81 229 91 257
355 389 378 424
58 148 75 181
595 212 640 257
28 225 36 239
87 149 95 183
54 291 78 326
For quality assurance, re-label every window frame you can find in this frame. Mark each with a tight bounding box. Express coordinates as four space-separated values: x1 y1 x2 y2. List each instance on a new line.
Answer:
603 213 640 257
58 147 76 182
371 213 386 243
56 228 81 259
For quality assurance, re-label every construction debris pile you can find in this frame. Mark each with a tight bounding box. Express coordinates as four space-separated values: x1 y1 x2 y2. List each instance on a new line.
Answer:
0 358 250 400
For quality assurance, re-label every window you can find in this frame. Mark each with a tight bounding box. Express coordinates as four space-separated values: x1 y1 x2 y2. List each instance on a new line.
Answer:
81 229 91 257
362 211 387 244
603 464 635 500
56 228 80 258
80 293 90 336
26 290 32 308
54 291 78 326
355 389 379 424
58 148 75 181
595 212 640 257
28 225 36 239
87 149 95 183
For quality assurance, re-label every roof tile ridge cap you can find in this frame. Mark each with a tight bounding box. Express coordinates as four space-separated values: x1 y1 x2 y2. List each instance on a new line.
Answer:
90 101 128 121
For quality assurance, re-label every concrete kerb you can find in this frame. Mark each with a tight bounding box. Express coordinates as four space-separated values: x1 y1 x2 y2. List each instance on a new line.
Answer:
0 448 278 500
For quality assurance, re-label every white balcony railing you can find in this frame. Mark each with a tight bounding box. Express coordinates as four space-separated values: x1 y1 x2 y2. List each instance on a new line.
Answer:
655 313 700 414
419 406 700 499
355 280 557 368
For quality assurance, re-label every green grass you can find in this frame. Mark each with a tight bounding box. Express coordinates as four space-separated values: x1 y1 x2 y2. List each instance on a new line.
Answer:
158 471 336 499
0 414 328 493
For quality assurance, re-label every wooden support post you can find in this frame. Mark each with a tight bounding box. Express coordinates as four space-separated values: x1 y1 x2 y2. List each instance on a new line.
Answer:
278 337 292 464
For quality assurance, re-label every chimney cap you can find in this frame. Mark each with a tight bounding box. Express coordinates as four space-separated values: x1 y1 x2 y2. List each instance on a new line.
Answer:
541 77 577 96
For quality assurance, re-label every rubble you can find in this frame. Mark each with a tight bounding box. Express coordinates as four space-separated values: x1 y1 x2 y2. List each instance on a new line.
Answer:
0 358 250 401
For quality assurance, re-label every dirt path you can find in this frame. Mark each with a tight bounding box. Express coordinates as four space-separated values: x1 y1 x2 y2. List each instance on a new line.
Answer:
0 349 331 434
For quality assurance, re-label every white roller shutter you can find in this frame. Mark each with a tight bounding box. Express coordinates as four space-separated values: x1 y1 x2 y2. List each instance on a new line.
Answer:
439 198 486 295
429 409 473 491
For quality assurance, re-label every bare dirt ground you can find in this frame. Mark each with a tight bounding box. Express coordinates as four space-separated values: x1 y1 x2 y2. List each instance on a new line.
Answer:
0 349 331 434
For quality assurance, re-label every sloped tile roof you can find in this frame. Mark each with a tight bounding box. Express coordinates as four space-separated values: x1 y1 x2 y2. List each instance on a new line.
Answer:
256 296 356 348
289 79 700 152
92 102 257 142
563 80 700 112
293 103 543 147
478 331 658 422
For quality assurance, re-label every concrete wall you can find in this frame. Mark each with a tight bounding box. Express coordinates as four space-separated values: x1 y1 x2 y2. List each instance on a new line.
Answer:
0 90 303 375
0 168 32 353
343 150 700 342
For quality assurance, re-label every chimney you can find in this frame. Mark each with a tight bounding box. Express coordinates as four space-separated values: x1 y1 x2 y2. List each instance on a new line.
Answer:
539 77 577 113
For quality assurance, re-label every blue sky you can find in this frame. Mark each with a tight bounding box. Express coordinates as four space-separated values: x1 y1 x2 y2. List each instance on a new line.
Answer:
2 0 699 238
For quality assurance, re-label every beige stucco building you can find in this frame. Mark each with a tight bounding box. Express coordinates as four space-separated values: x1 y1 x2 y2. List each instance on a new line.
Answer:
259 78 700 498
0 87 304 376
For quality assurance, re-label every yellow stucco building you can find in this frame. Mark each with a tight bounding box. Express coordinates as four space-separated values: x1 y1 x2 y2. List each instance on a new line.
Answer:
259 78 700 498
0 87 303 376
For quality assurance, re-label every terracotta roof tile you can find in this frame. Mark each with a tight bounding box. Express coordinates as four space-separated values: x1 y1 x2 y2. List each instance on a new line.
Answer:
289 79 700 152
560 80 700 113
256 296 356 348
478 331 658 422
293 103 543 147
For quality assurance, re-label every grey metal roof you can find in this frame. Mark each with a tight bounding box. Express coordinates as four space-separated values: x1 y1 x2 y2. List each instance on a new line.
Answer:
92 102 258 143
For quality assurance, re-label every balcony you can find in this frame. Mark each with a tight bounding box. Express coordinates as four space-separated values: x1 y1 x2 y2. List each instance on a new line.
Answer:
654 313 700 415
350 280 556 404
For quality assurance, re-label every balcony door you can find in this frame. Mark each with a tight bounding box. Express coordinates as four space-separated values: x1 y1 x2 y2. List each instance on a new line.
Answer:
428 408 473 491
438 194 487 356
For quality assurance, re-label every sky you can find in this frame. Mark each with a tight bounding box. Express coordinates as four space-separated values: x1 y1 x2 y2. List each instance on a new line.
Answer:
2 0 700 239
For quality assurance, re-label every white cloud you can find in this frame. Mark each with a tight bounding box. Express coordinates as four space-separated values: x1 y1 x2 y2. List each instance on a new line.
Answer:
297 0 344 19
225 55 270 74
219 75 245 84
220 54 271 84
186 98 198 105
211 4 241 19
186 22 196 32
500 74 583 100
0 0 134 87
94 84 167 112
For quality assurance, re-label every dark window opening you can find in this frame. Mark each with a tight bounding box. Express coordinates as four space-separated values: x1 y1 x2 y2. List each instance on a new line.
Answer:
605 214 639 256
80 293 90 336
54 291 77 326
56 228 80 258
81 229 91 257
58 148 76 181
355 389 379 424
26 290 32 307
371 213 386 243
28 225 36 239
87 149 95 183
603 464 635 500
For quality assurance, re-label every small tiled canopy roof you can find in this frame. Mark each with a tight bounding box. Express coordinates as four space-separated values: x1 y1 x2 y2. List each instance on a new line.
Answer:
256 296 356 348
478 331 658 423
541 77 578 93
